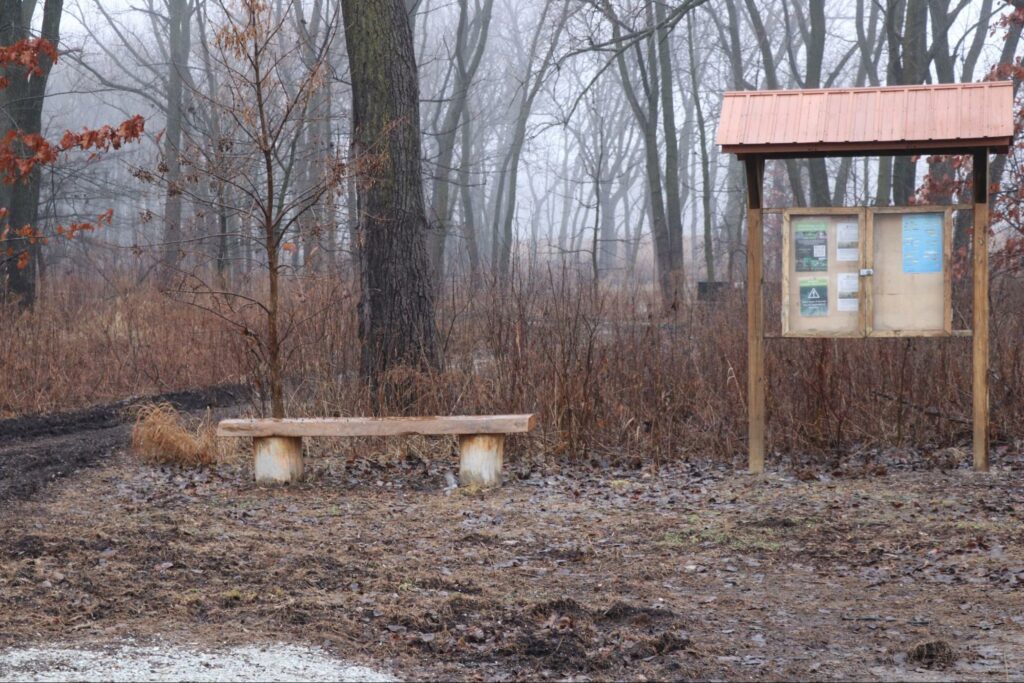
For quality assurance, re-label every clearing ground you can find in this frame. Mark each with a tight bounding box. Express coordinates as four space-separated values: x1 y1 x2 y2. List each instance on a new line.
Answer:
0 642 394 682
0 399 1022 681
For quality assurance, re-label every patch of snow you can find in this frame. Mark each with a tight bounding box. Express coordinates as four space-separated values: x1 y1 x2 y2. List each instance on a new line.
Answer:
0 642 396 682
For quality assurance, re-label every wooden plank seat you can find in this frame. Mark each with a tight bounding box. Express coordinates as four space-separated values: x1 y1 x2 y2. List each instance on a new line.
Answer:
217 415 537 488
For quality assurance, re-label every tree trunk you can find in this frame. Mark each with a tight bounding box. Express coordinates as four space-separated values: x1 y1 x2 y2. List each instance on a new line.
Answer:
458 104 481 285
804 0 831 206
294 0 331 274
889 0 929 205
687 16 714 282
492 0 566 282
653 0 684 288
426 0 492 286
0 0 62 308
606 3 677 304
159 0 188 286
342 0 441 389
736 0 807 207
922 0 958 208
556 141 573 253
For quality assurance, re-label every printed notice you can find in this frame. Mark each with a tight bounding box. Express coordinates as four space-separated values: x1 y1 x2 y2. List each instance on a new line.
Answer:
837 272 859 312
799 277 828 317
794 220 828 272
902 213 943 274
836 221 860 262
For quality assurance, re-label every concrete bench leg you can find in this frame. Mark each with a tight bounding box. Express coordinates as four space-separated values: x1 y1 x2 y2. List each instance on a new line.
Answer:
254 436 303 484
458 434 504 488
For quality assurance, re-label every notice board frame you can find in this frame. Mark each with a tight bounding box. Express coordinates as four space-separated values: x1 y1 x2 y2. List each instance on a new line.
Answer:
781 207 866 338
781 205 954 339
866 206 953 338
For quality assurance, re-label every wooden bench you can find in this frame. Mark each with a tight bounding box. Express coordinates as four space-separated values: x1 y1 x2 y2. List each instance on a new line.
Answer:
216 415 537 488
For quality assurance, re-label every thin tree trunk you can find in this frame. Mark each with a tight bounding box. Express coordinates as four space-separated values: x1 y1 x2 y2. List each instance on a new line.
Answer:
606 3 676 304
889 0 929 205
426 0 492 286
653 0 684 289
458 104 481 285
159 0 188 285
494 0 566 281
687 16 714 282
557 141 573 252
736 0 807 207
803 0 831 206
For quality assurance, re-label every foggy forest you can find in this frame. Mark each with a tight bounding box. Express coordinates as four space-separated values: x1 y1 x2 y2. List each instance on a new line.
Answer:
0 0 1023 680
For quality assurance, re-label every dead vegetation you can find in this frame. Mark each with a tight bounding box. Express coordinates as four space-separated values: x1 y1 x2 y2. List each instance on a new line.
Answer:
4 267 1024 468
0 277 243 417
130 403 219 468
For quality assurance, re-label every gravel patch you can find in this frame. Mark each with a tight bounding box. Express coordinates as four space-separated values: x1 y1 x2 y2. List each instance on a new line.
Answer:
0 642 396 682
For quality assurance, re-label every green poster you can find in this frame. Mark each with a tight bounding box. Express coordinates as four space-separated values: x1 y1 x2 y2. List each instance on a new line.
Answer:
794 220 828 272
799 277 828 317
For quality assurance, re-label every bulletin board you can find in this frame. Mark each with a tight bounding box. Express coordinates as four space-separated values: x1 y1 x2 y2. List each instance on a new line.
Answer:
782 206 952 338
782 209 864 337
866 207 952 336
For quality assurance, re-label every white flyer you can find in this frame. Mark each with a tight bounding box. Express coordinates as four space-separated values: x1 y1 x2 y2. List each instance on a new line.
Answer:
837 272 859 312
836 221 860 262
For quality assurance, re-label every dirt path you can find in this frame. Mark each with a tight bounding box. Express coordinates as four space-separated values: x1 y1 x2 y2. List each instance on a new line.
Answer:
0 386 244 504
1 433 1021 681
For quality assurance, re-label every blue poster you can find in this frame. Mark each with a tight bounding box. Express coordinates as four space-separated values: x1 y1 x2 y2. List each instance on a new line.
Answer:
901 213 943 274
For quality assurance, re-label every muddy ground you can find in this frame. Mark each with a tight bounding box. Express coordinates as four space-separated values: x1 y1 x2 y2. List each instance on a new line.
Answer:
0 402 1022 681
0 386 243 503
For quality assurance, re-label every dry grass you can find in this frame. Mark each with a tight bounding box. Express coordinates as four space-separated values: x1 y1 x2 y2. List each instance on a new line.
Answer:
130 403 219 468
4 264 1024 466
0 276 243 417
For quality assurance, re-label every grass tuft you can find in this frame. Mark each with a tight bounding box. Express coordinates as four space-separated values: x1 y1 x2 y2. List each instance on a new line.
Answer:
131 403 218 468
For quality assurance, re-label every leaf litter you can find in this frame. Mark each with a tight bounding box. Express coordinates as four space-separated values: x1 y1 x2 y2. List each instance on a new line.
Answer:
0 443 1022 680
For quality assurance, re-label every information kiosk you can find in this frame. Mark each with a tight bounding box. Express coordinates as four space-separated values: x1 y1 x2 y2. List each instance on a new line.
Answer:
717 82 1015 473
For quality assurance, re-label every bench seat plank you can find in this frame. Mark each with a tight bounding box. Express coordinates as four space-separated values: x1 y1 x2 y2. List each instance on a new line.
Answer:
217 414 537 438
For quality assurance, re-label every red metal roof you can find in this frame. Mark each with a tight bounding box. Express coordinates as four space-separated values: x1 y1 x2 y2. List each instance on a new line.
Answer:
717 82 1014 157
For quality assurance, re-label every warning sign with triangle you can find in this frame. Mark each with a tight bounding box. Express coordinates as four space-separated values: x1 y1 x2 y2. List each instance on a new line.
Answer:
799 277 828 317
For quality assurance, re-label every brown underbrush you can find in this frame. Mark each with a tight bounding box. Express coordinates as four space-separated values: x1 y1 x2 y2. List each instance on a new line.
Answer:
0 276 243 416
3 266 1023 465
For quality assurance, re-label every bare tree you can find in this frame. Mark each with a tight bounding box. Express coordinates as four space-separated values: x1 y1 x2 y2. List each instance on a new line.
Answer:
602 0 684 303
490 0 569 281
163 0 345 417
424 0 493 286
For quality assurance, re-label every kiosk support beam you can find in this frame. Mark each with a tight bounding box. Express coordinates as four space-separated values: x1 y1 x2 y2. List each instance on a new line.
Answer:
972 151 989 472
745 156 765 474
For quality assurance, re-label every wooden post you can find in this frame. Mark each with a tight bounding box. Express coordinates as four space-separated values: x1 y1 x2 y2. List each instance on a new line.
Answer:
745 156 766 474
458 434 504 487
972 151 990 471
254 436 304 484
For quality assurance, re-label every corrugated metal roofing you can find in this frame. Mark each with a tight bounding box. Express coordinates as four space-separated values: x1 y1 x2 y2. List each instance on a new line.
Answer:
717 82 1014 157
